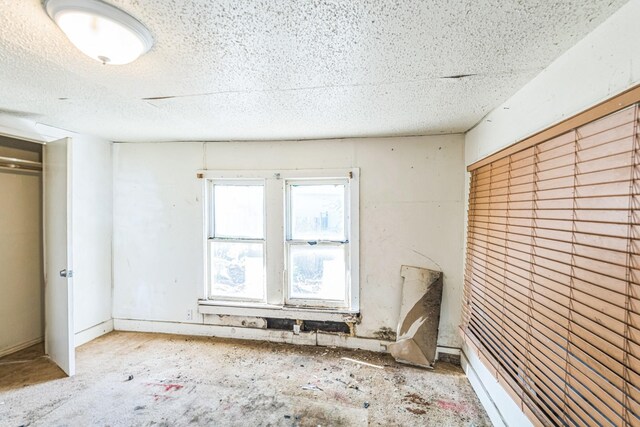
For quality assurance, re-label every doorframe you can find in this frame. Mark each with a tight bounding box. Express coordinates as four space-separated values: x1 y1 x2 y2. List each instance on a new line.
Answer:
0 124 76 373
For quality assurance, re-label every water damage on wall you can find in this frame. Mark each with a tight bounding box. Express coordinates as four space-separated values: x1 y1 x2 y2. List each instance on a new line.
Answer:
373 327 397 341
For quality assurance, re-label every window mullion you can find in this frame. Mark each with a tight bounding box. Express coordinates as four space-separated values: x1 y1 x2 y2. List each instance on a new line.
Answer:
287 240 347 246
211 237 264 244
265 177 284 305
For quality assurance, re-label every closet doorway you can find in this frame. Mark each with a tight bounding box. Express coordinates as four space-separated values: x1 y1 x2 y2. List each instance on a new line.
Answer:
0 135 74 384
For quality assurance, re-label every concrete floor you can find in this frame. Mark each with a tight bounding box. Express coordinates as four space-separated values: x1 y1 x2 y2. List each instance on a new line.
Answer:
0 332 491 426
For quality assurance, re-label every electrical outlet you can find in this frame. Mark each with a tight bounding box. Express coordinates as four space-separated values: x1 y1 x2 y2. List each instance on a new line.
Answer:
187 309 193 321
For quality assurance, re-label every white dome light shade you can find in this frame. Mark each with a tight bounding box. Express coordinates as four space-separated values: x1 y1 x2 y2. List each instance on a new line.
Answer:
45 0 153 65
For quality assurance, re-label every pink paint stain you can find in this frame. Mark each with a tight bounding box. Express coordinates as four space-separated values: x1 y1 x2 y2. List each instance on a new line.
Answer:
162 384 184 392
436 400 467 413
145 383 184 392
145 383 185 402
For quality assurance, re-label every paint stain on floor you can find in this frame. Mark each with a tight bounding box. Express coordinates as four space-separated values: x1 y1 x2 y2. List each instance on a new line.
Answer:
0 331 491 426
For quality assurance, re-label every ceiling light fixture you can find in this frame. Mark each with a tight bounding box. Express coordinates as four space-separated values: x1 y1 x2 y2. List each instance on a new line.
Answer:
45 0 153 65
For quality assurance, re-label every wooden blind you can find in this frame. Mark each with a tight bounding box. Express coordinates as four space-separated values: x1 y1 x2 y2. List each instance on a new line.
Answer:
463 103 640 426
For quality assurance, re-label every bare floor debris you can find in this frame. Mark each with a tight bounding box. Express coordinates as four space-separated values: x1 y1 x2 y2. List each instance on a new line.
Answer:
340 357 384 370
0 332 491 426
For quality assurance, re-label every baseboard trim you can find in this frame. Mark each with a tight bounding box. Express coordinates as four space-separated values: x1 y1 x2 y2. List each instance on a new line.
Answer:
0 337 43 358
436 346 461 356
113 318 391 352
75 319 114 348
461 342 532 427
316 331 390 352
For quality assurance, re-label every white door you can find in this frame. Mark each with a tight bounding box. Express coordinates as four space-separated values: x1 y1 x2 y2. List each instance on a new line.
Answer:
44 137 74 376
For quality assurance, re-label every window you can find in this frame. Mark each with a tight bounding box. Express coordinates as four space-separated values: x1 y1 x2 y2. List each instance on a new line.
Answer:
208 182 265 301
287 181 348 306
202 169 359 312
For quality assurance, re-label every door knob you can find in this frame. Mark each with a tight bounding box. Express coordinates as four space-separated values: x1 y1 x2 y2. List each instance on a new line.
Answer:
59 269 73 278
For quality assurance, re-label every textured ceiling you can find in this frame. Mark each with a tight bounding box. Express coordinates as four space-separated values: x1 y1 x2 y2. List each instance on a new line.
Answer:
0 0 630 142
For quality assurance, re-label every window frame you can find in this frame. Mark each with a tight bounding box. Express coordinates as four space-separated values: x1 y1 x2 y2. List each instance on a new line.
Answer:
284 178 351 308
200 168 359 313
207 179 267 303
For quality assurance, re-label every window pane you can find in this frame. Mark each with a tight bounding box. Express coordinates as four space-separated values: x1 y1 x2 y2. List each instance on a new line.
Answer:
214 185 263 239
211 241 264 300
289 245 346 301
290 184 345 241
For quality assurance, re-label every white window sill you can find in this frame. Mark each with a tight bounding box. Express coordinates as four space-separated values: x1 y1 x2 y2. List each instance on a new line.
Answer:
197 300 359 322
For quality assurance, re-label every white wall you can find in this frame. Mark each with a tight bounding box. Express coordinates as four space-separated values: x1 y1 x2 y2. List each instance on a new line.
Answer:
0 144 43 356
71 136 113 338
462 1 640 424
113 135 466 348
